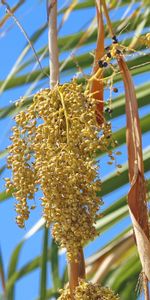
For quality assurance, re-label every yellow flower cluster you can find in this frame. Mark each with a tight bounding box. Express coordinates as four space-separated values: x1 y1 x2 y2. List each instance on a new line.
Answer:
6 81 114 259
58 280 120 299
5 114 37 228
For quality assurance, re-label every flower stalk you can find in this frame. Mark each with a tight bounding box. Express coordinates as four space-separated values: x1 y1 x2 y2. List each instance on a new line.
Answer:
68 249 85 299
47 2 85 298
48 0 59 88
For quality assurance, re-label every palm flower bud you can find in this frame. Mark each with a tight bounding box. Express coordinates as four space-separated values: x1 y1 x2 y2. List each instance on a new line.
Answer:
58 279 120 299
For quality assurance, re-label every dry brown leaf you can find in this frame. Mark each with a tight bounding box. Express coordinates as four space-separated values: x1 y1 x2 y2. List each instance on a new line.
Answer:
117 55 150 281
86 231 134 281
129 208 150 281
91 234 134 283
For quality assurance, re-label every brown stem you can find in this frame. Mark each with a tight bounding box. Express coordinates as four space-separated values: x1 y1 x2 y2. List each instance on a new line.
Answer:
90 0 104 125
48 0 59 88
100 0 114 38
68 248 85 299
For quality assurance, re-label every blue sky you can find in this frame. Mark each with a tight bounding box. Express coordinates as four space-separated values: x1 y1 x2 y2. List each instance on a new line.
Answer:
0 1 150 299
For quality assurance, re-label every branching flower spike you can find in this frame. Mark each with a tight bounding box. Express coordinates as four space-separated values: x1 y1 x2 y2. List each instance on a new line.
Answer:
6 81 109 261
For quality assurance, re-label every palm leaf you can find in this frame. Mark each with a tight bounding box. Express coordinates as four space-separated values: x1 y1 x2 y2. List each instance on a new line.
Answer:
39 228 49 300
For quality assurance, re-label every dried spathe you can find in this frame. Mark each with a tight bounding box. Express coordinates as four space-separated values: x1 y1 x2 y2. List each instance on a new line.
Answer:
58 280 120 299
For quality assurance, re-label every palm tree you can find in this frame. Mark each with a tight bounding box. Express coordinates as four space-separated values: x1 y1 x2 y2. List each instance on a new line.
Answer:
0 1 150 299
